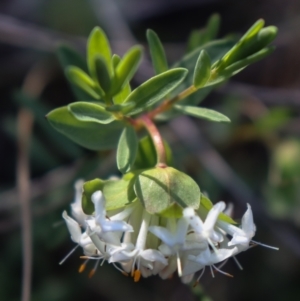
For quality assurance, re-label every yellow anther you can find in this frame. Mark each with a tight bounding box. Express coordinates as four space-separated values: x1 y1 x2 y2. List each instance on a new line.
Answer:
133 270 141 282
78 264 86 273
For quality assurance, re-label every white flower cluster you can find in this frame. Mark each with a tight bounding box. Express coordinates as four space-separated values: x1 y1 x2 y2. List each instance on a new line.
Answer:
62 180 256 282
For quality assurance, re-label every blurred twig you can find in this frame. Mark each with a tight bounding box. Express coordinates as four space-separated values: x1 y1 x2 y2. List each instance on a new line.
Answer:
169 116 300 257
17 61 55 301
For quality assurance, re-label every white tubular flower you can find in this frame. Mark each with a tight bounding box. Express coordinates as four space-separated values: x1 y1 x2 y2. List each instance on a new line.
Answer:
70 179 87 226
61 179 260 282
87 191 134 246
62 211 96 256
183 202 225 251
217 204 256 251
110 209 168 281
188 245 238 267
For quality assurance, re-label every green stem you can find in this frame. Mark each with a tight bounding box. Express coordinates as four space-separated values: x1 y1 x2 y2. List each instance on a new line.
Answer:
139 114 167 166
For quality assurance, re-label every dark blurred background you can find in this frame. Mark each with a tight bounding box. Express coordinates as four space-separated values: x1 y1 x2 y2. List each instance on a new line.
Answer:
1 0 300 300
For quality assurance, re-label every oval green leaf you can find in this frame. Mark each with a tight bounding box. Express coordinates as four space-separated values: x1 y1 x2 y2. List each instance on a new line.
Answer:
146 29 168 75
134 167 200 216
68 102 115 124
193 49 211 88
112 46 143 94
174 105 230 122
94 55 111 93
65 66 102 99
124 68 188 115
46 106 123 150
117 126 138 173
87 27 112 77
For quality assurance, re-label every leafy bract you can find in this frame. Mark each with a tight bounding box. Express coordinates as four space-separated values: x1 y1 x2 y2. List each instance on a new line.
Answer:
134 167 200 217
124 68 188 115
174 105 230 122
146 29 168 75
46 106 123 150
68 102 115 124
117 126 138 173
103 173 138 211
82 178 105 214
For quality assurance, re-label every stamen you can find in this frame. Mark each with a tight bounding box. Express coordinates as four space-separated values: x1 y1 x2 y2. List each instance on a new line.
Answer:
213 265 233 278
112 263 128 276
207 237 218 253
133 270 141 282
59 245 79 265
195 267 205 284
79 259 89 273
232 256 243 270
251 240 279 251
176 251 183 277
210 265 215 278
89 259 100 278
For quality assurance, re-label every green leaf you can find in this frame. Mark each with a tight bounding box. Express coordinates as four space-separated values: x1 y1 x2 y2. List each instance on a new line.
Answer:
205 13 221 42
124 68 188 115
134 167 200 216
68 102 115 124
46 106 123 150
65 66 102 99
112 46 143 94
174 105 230 122
94 55 111 93
57 44 87 72
103 172 138 211
82 178 105 214
87 27 112 78
156 39 236 120
186 14 220 53
117 126 138 173
216 19 265 68
193 50 211 88
112 54 121 69
222 46 275 75
146 29 168 74
105 102 135 113
57 45 94 101
133 135 173 169
113 83 131 104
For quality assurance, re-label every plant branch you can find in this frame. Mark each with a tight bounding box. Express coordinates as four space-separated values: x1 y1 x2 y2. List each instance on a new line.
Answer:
148 85 197 119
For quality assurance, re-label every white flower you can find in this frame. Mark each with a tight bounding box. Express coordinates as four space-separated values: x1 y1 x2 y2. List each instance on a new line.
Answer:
183 202 225 251
70 179 88 226
86 191 133 246
217 204 256 252
110 209 168 281
61 180 260 282
62 211 96 257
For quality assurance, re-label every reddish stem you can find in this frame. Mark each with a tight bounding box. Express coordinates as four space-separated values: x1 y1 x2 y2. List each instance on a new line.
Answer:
139 114 167 166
